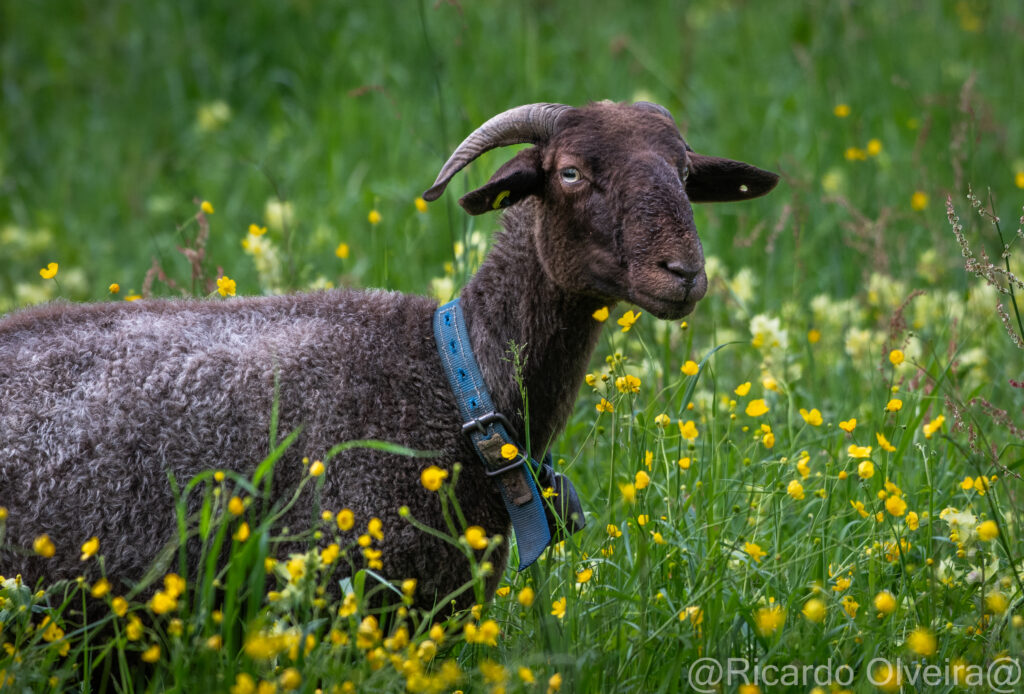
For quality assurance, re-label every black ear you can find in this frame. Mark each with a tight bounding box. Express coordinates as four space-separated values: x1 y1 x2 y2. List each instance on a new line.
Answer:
685 152 780 203
458 148 544 215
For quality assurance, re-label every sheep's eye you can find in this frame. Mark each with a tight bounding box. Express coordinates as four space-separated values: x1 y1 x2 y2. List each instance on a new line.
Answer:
560 167 581 184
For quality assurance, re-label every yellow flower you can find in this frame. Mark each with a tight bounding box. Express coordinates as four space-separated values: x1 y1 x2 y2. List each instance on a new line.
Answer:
112 596 129 617
807 328 821 343
873 662 901 693
906 627 936 656
216 276 236 297
201 200 215 214
857 460 875 479
744 541 767 563
39 262 59 279
787 479 805 501
977 520 999 541
799 408 823 426
309 460 325 477
839 418 857 433
678 420 699 441
832 576 851 592
150 590 178 615
876 431 896 452
986 591 1009 614
248 224 267 236
754 603 785 636
367 210 381 225
634 470 650 490
848 444 872 459
834 103 851 118
109 283 120 294
464 526 488 550
233 522 250 542
596 398 614 413
885 398 903 412
866 138 882 157
745 399 769 417
889 349 905 366
874 590 897 616
576 567 594 584
34 534 56 558
681 360 699 376
550 596 567 619
617 309 641 332
592 306 609 322
279 668 302 691
734 382 752 397
802 598 826 623
517 586 535 607
845 147 867 161
615 374 641 393
885 495 907 517
911 191 929 211
924 415 945 438
231 673 257 694
367 517 384 541
903 510 919 530
90 578 111 599
141 644 161 663
420 465 449 491
654 413 671 428
619 482 637 504
336 508 355 531
606 523 622 538
850 500 870 518
335 242 350 259
547 672 563 693
841 595 859 618
320 543 340 565
414 197 429 213
678 457 691 470
228 496 245 516
518 667 535 684
80 536 100 561
1016 171 1024 189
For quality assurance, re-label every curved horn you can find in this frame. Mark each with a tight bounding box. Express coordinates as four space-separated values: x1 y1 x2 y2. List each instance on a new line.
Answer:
423 103 572 202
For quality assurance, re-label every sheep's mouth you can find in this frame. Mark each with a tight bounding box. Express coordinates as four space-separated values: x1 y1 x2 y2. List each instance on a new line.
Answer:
630 288 703 320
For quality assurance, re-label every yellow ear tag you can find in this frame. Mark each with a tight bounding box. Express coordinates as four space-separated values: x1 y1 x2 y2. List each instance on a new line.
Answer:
492 190 511 210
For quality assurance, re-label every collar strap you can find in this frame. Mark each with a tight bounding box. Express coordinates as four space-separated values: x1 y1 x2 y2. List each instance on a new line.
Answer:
433 299 554 569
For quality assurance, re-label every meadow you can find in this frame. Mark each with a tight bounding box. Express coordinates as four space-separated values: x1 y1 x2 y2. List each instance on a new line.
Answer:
2 1 1024 691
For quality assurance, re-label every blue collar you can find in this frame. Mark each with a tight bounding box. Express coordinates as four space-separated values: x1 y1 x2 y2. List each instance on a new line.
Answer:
433 298 584 570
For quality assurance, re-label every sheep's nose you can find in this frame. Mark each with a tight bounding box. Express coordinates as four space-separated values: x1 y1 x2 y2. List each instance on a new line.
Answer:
663 261 701 287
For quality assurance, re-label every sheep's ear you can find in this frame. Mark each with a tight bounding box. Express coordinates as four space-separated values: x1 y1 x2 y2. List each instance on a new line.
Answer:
685 152 780 203
459 148 543 215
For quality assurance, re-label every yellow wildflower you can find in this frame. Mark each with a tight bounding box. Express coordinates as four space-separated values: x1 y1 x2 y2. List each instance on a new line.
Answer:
906 627 936 656
337 508 355 531
678 457 691 470
596 398 614 413
80 536 100 561
911 191 928 211
617 309 641 332
754 602 785 636
744 541 767 563
889 349 905 365
606 523 622 538
248 223 267 236
850 500 869 518
874 590 897 616
548 672 563 693
681 360 699 376
279 668 302 691
33 534 56 558
906 511 919 530
857 460 875 479
112 596 129 617
309 460 325 477
551 596 567 620
841 595 859 618
885 398 902 412
228 496 245 516
233 522 250 542
420 465 448 491
876 432 896 452
39 262 59 280
619 482 636 503
923 415 945 438
802 598 826 623
592 306 609 322
885 495 907 517
517 586 535 607
109 283 120 294
201 200 215 214
90 578 111 599
141 644 161 663
866 138 882 156
734 381 752 396
367 210 381 225
834 103 851 118
654 413 671 428
464 526 488 550
848 444 872 459
745 399 769 417
335 242 350 259
799 408 823 426
787 480 805 500
678 420 699 441
977 520 999 541
414 197 429 213
839 418 857 433
576 567 594 584
615 374 641 393
216 276 236 297
518 667 535 684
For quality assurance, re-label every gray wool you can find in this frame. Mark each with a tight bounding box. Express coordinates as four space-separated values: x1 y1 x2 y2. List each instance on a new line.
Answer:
0 203 604 611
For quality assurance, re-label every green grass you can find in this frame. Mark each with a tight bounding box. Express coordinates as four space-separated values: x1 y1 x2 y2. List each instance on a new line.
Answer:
3 1 1024 692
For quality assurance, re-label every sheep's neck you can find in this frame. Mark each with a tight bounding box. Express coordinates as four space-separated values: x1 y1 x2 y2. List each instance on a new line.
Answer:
459 218 608 458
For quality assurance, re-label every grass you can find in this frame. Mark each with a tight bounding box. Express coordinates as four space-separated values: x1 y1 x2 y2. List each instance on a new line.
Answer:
3 1 1024 692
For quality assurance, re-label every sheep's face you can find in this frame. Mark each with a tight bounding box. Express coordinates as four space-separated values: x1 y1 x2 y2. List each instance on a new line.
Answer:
454 102 779 319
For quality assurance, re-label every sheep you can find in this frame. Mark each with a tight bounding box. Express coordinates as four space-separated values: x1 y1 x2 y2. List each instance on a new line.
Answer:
0 100 778 611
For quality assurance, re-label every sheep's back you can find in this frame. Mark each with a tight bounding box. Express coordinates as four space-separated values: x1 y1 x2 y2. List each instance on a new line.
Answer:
0 291 508 605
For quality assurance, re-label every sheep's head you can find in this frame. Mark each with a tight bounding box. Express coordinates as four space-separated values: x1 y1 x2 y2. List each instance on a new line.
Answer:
423 101 778 319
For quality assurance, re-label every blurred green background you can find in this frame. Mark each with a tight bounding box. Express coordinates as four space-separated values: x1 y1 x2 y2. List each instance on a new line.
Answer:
1 0 1022 310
